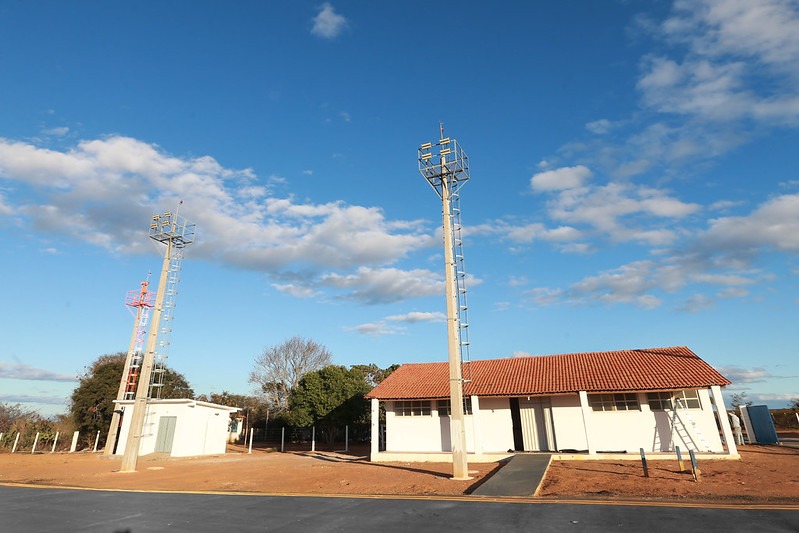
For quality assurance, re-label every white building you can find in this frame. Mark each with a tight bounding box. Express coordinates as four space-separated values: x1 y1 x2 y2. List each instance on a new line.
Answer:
366 346 739 462
112 399 239 457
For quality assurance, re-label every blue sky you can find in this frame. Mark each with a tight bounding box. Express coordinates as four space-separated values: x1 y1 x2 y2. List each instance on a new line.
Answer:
1 1 797 417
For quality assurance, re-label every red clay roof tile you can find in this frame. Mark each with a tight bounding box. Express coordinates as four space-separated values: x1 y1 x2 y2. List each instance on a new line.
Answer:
366 346 730 399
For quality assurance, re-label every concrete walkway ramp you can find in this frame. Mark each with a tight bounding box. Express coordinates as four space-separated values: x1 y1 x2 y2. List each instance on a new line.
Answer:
472 454 552 497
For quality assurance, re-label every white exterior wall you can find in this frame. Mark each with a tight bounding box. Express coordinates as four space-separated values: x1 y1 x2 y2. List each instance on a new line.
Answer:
581 390 723 453
551 394 589 451
383 389 724 455
114 400 237 457
473 397 515 452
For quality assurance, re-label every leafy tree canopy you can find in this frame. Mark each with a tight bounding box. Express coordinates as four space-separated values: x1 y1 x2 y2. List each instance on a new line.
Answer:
69 352 194 441
249 337 332 415
196 391 272 427
288 365 372 446
350 363 399 388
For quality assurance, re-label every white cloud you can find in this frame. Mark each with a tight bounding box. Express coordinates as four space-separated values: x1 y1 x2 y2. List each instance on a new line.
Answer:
345 322 403 336
0 361 76 382
385 311 445 323
321 267 443 304
530 165 592 191
0 136 439 304
271 283 320 299
638 0 799 125
311 3 348 39
546 182 700 245
586 119 613 135
700 193 799 254
676 293 713 312
716 365 773 384
41 126 69 136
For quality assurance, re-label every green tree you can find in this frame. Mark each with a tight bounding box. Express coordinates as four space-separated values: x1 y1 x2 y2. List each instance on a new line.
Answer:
350 363 399 388
288 365 372 448
196 391 271 434
69 352 194 444
249 337 332 415
790 398 799 410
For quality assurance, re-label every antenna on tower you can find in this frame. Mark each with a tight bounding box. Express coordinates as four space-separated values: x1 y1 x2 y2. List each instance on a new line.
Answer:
418 128 473 480
120 205 195 472
103 276 156 456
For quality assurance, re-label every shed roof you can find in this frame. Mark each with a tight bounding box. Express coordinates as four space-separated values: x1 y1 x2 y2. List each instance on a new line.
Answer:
366 346 730 400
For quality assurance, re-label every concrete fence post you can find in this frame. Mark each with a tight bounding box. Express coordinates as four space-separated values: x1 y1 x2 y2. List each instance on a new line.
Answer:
311 426 316 452
70 431 79 453
32 432 40 454
280 427 285 452
52 432 60 453
12 432 20 453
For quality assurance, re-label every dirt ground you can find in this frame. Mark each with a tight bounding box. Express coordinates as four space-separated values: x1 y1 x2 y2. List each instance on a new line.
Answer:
1 439 797 505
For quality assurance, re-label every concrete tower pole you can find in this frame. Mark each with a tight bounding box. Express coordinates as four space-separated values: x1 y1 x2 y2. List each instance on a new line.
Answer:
103 296 142 456
440 158 470 481
119 239 173 472
104 281 150 456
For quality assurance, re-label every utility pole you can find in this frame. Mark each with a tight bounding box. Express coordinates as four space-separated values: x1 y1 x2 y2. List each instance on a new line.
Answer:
120 206 194 472
418 126 472 480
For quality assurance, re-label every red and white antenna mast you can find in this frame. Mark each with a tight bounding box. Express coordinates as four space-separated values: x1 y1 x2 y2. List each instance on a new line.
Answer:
103 277 155 456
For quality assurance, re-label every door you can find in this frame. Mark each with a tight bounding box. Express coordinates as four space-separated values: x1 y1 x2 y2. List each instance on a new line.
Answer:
519 397 555 451
154 416 177 453
509 398 524 451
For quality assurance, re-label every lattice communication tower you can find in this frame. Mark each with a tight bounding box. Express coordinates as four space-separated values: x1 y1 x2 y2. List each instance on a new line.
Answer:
418 125 473 480
147 210 195 398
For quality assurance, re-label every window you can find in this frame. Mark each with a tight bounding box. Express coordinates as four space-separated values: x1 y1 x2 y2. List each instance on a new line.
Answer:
394 400 431 417
588 393 640 412
437 398 473 416
647 392 672 410
647 390 701 410
675 390 701 409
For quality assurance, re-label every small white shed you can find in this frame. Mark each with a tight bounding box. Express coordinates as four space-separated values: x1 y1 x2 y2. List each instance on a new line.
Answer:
112 399 239 457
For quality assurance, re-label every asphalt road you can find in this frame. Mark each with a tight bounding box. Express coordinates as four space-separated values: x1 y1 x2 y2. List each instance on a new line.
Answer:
2 486 797 533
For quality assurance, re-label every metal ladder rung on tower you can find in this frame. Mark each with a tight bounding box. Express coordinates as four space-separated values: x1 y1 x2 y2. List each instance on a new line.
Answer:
450 191 471 380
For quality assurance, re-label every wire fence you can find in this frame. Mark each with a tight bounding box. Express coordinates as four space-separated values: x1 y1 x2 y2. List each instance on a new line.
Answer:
239 423 371 452
0 429 103 454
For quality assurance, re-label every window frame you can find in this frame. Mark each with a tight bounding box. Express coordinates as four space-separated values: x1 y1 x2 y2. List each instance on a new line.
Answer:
393 400 432 417
588 393 641 412
437 398 473 416
647 390 702 411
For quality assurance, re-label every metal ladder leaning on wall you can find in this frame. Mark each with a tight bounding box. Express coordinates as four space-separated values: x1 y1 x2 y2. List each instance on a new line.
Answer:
672 397 711 452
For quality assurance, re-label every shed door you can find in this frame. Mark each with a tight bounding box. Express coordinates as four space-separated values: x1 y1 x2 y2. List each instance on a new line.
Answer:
519 397 554 451
154 416 177 453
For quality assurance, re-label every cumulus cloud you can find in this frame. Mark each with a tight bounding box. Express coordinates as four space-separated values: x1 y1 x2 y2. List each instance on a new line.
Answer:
545 182 700 245
530 165 592 191
638 0 799 125
321 267 443 304
0 136 437 304
699 193 799 255
311 3 348 39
